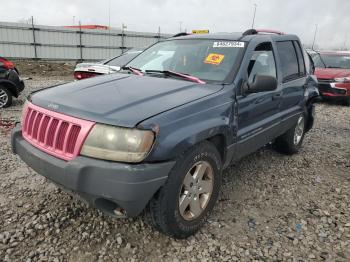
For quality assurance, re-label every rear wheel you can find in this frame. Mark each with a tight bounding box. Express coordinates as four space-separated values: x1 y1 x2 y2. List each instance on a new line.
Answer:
147 141 222 239
274 113 306 155
0 86 12 108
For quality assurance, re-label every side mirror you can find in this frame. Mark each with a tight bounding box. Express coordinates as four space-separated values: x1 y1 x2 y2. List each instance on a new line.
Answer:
243 75 278 94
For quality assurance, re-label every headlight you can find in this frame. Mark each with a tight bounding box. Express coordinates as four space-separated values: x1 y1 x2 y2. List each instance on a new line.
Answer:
334 77 350 83
80 124 155 163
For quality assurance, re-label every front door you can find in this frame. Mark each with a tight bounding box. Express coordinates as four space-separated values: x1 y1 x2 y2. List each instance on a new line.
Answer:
235 41 282 159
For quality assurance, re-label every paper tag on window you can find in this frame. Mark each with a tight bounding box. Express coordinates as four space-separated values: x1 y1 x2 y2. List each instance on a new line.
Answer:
204 53 225 65
213 41 245 48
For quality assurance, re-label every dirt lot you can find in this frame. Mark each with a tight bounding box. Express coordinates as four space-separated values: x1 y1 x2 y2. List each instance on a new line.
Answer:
0 74 349 261
14 60 75 77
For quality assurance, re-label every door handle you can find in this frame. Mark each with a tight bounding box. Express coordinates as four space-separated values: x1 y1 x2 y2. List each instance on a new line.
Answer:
272 93 282 100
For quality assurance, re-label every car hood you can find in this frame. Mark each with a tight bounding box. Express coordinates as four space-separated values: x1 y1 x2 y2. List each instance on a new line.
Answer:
31 73 223 127
315 68 350 79
74 63 120 74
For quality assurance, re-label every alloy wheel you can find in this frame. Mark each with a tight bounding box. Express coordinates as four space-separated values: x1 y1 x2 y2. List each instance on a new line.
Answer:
0 89 9 108
293 115 305 145
178 161 214 221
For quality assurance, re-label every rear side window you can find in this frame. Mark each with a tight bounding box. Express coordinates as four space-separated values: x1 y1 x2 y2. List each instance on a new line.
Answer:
293 41 306 76
276 41 299 82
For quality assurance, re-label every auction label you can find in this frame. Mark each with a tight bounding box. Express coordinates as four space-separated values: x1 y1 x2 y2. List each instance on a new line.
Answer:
204 53 225 65
213 41 245 48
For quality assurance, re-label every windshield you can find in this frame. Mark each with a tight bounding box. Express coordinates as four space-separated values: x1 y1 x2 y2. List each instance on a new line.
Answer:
127 39 245 82
313 53 350 69
104 51 141 66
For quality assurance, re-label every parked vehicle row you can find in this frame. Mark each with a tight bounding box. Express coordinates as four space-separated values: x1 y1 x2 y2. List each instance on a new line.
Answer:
74 48 144 80
11 29 319 238
309 51 350 106
0 57 24 108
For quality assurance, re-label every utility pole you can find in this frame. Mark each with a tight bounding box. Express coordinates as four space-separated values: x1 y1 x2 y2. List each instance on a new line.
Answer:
251 4 257 28
179 21 183 33
343 34 348 51
312 24 318 50
73 16 75 25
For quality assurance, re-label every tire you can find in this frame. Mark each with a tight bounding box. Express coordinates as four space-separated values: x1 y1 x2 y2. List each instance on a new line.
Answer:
147 141 222 239
274 113 307 155
0 86 12 108
344 98 350 107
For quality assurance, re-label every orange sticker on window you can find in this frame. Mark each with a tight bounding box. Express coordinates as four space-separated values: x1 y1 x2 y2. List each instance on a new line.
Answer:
204 53 225 65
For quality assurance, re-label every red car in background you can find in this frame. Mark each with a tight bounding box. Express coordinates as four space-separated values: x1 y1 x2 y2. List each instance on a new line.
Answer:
312 51 350 106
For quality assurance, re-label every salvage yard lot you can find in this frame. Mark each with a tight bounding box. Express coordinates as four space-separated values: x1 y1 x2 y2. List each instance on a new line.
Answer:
0 74 349 261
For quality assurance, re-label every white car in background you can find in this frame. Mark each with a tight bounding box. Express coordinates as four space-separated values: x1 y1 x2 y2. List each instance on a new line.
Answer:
74 48 144 80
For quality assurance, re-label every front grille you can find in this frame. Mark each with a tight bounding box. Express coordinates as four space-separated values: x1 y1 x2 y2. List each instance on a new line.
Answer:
318 78 334 83
318 83 332 93
22 102 95 161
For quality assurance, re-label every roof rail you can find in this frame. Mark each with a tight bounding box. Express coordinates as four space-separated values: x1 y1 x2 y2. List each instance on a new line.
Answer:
242 28 285 36
256 29 285 35
242 29 257 36
172 32 191 37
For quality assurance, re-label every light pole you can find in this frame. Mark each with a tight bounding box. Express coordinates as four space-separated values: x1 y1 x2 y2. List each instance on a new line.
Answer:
179 21 183 33
312 24 318 50
251 4 257 29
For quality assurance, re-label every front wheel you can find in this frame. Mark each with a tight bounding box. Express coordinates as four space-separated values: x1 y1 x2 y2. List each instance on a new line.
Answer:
147 141 222 239
274 113 306 155
0 86 12 108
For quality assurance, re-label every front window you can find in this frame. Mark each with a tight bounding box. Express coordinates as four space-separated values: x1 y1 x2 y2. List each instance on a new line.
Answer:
127 39 245 83
248 42 277 83
313 53 350 69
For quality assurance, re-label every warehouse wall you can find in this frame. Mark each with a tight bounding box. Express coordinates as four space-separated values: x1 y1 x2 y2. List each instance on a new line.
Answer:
0 21 170 61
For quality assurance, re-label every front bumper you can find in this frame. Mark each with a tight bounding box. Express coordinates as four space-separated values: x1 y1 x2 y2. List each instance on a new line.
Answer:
11 124 175 217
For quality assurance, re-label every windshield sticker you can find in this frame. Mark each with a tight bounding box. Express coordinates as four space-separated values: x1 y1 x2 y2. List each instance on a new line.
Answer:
213 41 245 48
204 53 225 65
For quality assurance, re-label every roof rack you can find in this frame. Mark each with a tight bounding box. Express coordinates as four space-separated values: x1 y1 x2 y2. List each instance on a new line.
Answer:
242 29 285 36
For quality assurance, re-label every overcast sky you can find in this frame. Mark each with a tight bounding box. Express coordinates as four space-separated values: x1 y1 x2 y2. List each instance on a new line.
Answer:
2 0 349 50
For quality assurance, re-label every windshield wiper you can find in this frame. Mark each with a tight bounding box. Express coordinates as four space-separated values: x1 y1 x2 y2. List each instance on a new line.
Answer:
121 66 144 76
145 70 206 84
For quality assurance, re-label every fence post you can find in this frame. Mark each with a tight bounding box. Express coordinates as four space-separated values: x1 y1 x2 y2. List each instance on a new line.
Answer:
158 26 161 42
79 21 83 61
121 23 127 54
31 16 38 59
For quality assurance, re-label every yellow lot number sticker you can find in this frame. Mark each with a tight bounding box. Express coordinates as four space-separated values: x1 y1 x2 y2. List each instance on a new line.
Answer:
204 53 225 65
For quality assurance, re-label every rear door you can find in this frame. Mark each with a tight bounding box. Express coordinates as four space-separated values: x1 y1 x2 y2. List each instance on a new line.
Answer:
275 40 307 131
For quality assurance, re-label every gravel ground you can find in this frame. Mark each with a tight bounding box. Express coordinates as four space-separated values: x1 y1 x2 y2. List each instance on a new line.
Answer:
0 76 349 262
